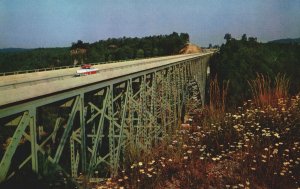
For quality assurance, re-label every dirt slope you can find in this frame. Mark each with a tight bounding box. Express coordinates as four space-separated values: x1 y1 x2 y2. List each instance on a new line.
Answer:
179 43 203 54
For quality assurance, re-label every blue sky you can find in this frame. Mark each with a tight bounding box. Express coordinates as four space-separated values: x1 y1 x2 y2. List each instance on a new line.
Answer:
1 0 300 48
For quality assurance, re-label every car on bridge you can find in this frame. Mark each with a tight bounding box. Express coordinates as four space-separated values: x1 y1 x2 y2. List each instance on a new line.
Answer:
74 64 99 77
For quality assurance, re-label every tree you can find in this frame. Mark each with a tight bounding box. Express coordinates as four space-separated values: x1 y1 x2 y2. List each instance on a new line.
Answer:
152 48 159 56
224 33 232 42
180 33 190 44
136 49 144 58
241 34 247 41
248 37 257 43
71 40 88 49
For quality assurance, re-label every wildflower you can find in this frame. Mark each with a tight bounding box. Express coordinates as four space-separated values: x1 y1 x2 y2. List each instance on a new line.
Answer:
138 162 143 166
187 150 192 154
239 184 244 187
183 156 188 160
246 180 250 185
273 133 280 138
168 158 173 162
118 179 123 182
148 160 155 165
273 149 278 154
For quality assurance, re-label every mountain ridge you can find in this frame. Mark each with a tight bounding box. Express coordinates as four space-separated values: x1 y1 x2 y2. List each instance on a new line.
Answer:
268 37 300 44
0 48 32 53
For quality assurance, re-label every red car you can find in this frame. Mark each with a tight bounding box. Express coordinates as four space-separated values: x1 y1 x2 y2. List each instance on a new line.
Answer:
75 64 99 76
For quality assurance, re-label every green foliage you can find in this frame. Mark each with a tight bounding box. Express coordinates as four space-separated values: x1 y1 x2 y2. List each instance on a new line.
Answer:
71 40 89 50
136 49 144 58
210 34 300 107
0 48 72 73
224 33 232 42
0 32 189 73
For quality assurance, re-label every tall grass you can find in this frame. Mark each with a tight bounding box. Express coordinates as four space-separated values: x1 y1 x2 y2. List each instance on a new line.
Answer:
209 75 229 115
274 73 290 99
248 73 290 107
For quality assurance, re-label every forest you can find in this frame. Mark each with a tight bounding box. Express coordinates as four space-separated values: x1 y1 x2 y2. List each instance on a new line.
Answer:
0 32 189 73
210 33 300 107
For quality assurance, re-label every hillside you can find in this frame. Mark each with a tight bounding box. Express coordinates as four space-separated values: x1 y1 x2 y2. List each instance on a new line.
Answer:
268 37 300 44
210 35 300 106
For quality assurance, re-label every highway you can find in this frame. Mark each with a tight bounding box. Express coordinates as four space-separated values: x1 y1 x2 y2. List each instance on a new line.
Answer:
0 53 211 107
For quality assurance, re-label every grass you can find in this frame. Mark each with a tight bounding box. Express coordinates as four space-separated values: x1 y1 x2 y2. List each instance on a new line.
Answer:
209 75 229 113
91 76 299 189
248 73 290 107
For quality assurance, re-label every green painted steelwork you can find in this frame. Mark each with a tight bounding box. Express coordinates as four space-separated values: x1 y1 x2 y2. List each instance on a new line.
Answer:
0 53 212 185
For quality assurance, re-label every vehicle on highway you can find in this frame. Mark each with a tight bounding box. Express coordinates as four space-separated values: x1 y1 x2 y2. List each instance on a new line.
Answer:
74 64 99 77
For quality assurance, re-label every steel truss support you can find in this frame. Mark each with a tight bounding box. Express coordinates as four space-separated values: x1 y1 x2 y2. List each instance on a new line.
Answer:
0 54 211 184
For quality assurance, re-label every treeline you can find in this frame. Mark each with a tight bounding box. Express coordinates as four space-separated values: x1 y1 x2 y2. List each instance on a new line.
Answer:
0 48 72 73
0 32 189 73
72 32 189 62
210 33 300 107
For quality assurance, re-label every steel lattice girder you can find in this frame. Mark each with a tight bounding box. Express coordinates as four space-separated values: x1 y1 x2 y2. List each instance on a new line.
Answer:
0 54 212 183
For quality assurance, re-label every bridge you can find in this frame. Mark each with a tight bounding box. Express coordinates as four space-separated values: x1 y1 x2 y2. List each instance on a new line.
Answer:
0 52 213 184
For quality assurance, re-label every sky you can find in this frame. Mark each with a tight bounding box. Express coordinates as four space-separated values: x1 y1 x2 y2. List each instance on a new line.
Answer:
1 0 300 48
